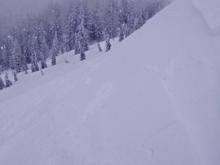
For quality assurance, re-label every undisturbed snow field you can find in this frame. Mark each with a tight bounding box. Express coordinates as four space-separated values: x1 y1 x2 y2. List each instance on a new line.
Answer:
0 0 220 165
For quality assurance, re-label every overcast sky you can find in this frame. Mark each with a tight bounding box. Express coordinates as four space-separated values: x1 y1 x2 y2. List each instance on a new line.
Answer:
0 0 158 33
0 0 70 30
0 0 151 21
0 0 62 19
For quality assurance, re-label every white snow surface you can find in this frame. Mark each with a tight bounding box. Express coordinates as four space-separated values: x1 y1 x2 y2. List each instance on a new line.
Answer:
193 0 220 33
0 0 220 165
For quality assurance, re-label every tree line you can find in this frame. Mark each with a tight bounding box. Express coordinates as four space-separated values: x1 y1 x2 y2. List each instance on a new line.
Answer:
0 0 168 90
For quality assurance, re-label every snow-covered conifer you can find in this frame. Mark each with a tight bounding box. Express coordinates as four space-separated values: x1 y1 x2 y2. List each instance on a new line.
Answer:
104 0 120 39
75 21 87 61
40 36 49 69
9 36 22 81
75 6 89 60
104 31 111 52
13 70 18 82
91 2 104 51
30 36 40 72
0 45 8 71
5 72 12 88
51 32 59 66
0 76 4 90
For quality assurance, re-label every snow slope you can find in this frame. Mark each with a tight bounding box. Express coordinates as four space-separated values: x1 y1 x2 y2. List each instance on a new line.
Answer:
193 0 220 33
0 0 220 165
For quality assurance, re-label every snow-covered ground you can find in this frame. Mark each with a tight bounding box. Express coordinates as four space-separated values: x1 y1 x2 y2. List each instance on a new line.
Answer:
0 0 220 165
193 0 220 33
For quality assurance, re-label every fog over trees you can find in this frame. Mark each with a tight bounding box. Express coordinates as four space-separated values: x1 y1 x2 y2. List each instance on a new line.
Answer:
0 0 169 90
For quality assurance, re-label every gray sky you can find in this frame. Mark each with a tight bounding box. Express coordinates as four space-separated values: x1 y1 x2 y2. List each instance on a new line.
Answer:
0 0 63 19
0 0 70 30
0 0 158 33
0 0 48 17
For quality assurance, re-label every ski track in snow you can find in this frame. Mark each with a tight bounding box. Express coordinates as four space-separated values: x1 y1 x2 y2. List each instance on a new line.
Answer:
83 82 114 122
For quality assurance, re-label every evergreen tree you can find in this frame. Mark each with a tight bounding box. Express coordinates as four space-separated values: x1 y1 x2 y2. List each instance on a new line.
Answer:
0 75 4 90
77 2 89 52
90 1 104 51
0 48 3 68
65 2 81 51
40 36 49 69
0 0 162 75
51 32 59 66
0 45 8 71
13 24 29 74
75 21 87 61
19 28 29 74
119 0 135 38
31 51 39 72
9 36 22 81
80 43 86 61
104 0 120 39
119 24 125 42
5 72 12 88
74 32 81 55
52 3 63 48
75 5 89 59
30 36 40 72
13 70 18 82
104 30 111 52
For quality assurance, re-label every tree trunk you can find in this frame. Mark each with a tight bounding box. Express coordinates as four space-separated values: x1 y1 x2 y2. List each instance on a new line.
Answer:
13 71 18 82
80 52 86 61
97 42 102 52
106 40 111 52
52 54 56 66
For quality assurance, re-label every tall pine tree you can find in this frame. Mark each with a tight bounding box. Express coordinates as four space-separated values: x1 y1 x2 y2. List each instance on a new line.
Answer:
40 36 49 69
51 32 59 66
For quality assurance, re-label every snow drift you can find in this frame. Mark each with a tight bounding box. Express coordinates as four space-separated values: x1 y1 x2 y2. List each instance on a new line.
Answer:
0 0 220 165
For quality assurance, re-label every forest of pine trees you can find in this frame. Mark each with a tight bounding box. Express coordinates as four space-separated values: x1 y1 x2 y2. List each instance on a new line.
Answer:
0 0 169 90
